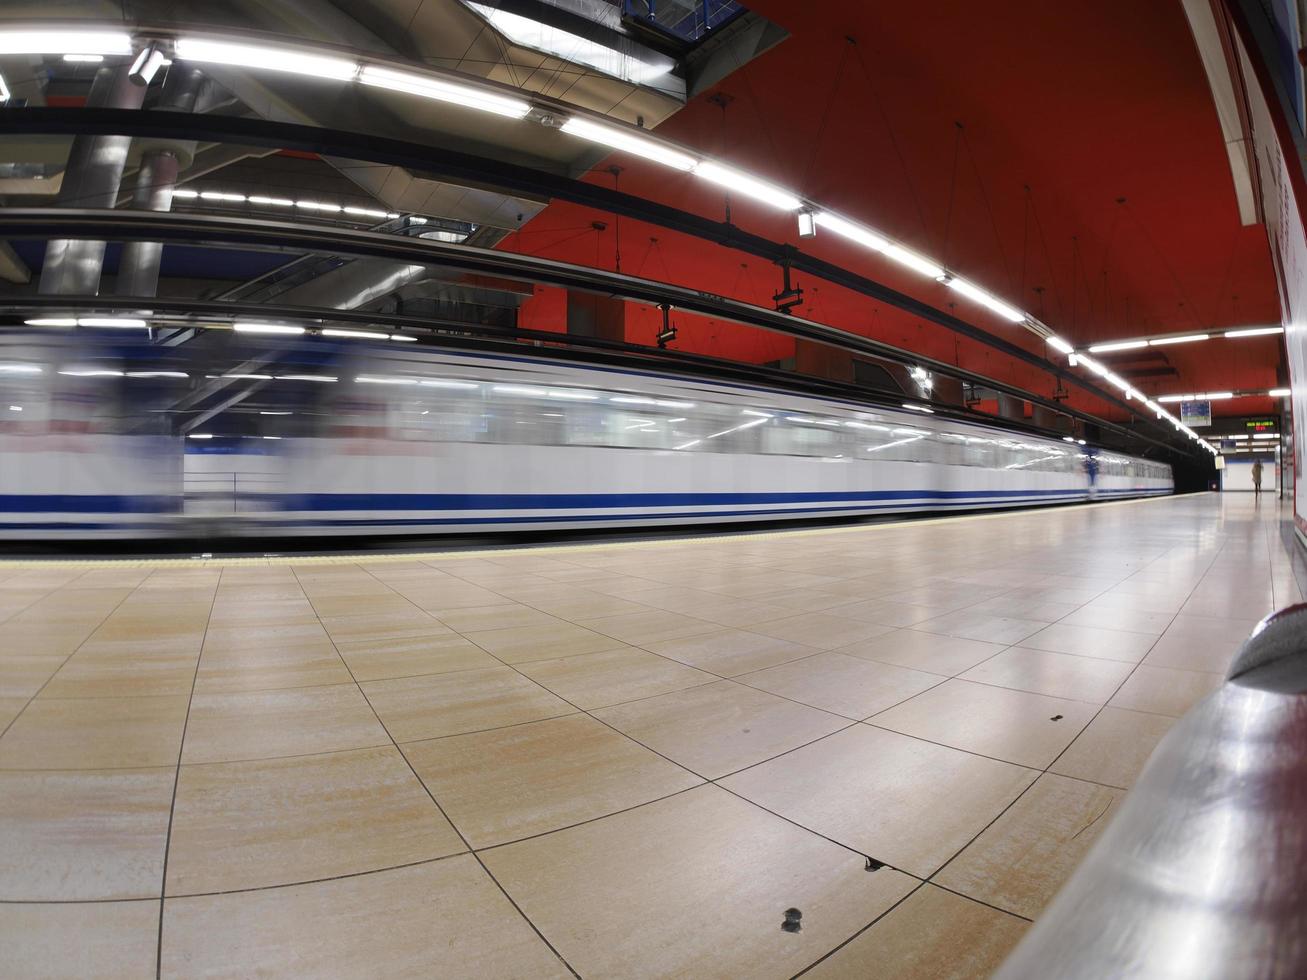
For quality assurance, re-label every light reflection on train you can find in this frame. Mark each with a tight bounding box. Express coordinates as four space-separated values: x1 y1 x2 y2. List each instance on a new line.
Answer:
0 332 1172 538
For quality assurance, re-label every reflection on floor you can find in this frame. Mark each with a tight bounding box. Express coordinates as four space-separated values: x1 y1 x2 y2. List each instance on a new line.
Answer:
1 493 1301 977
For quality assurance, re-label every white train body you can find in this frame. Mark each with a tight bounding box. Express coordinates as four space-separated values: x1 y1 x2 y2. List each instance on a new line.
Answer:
0 343 1173 538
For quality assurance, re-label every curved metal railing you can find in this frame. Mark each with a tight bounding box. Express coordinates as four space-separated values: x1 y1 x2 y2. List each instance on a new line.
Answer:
996 603 1307 979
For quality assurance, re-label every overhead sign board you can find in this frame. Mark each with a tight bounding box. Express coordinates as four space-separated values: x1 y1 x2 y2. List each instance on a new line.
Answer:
1181 400 1212 427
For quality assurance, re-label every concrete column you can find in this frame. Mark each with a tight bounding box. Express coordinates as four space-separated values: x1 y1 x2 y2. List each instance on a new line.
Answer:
40 66 147 295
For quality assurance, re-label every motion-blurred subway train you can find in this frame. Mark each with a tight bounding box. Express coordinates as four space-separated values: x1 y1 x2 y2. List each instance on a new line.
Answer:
0 331 1173 538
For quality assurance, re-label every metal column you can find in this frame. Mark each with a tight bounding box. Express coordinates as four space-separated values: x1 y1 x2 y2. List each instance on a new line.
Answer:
117 67 204 299
39 66 146 295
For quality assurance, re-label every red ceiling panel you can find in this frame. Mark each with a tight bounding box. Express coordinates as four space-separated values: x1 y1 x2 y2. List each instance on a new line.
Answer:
508 0 1282 419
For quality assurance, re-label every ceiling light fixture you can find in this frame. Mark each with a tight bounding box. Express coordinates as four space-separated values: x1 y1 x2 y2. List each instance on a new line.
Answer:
812 212 944 278
0 30 132 56
1268 387 1291 397
1149 334 1209 346
940 276 1026 322
174 38 358 80
560 117 696 171
234 323 304 335
1087 340 1148 353
1225 326 1283 338
78 317 148 328
24 317 78 327
358 65 531 118
693 161 802 211
321 328 389 340
1045 335 1074 354
129 44 168 85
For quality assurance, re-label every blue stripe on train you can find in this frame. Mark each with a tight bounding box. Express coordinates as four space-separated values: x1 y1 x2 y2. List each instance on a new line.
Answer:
0 486 1168 516
0 486 1165 530
285 487 1156 511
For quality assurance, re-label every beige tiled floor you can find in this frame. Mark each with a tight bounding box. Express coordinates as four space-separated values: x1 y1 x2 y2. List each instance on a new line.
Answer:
0 493 1300 977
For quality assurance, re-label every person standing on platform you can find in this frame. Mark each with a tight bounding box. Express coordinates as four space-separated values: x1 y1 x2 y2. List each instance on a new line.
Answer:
1252 459 1263 495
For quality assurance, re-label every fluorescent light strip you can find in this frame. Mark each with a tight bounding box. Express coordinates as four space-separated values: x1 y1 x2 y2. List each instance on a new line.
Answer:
1045 335 1074 354
813 212 944 278
63 54 103 63
24 317 78 327
390 334 417 342
943 277 1026 322
693 161 801 211
234 323 304 335
276 374 337 383
78 317 147 328
175 185 443 228
0 30 132 56
356 376 417 385
1269 388 1291 397
127 371 188 379
175 38 358 80
1225 326 1283 338
0 364 42 374
1087 340 1148 353
322 328 389 340
560 118 696 171
359 65 530 118
1149 334 1208 346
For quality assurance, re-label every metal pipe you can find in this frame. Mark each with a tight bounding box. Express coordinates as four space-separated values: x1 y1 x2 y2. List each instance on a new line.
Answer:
38 68 145 295
0 209 1193 458
996 603 1307 979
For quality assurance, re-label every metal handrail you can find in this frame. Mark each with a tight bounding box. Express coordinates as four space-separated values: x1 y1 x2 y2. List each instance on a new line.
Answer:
996 603 1307 979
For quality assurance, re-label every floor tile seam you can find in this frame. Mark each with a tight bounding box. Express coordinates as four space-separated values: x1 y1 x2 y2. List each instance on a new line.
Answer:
291 566 583 980
0 585 148 742
23 690 204 704
917 672 1142 897
155 566 223 980
0 895 163 906
788 881 929 979
951 672 1137 708
857 721 1058 773
0 493 1194 572
1027 563 1203 791
645 638 837 681
161 847 476 902
350 563 895 893
463 782 712 856
0 588 64 628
